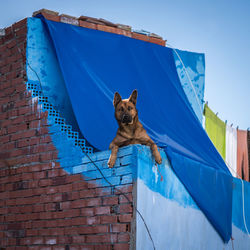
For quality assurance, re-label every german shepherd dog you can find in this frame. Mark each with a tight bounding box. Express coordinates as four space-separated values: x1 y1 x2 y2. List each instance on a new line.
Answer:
108 90 162 168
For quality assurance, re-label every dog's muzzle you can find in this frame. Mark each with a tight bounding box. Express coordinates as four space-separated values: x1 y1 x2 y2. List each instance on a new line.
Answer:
122 113 132 124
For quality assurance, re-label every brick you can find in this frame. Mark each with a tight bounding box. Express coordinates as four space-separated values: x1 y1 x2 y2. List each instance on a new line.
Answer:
33 9 58 16
6 40 16 49
97 25 118 34
78 225 108 234
8 123 26 134
103 196 118 205
148 36 166 46
93 246 111 250
52 193 62 202
50 227 64 236
39 152 57 162
116 28 132 37
119 193 132 203
119 204 133 213
60 15 79 26
32 237 43 245
26 229 38 236
115 184 133 194
45 237 57 245
118 214 132 223
71 199 85 208
64 227 79 235
86 234 117 243
15 26 27 37
33 171 46 179
12 18 27 30
113 244 129 250
5 214 16 222
117 24 131 32
36 12 60 22
85 197 101 207
95 206 110 215
7 223 22 230
45 220 58 228
131 32 149 42
33 204 44 212
21 172 33 181
16 213 39 221
40 211 52 220
20 237 32 245
100 215 117 224
57 236 71 244
79 20 97 30
39 179 52 187
46 186 58 194
81 207 95 216
47 169 60 178
53 247 65 250
86 216 100 225
19 205 33 213
72 235 85 243
53 209 80 219
66 174 82 183
112 224 128 233
72 181 88 190
60 201 71 210
58 183 73 193
52 176 66 186
79 189 95 198
33 186 46 195
117 233 130 242
40 163 51 171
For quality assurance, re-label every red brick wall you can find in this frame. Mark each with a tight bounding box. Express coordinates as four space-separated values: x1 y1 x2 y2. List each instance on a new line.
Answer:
0 19 133 249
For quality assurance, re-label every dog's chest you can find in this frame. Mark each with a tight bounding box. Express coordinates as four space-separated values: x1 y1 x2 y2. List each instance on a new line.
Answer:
119 129 148 146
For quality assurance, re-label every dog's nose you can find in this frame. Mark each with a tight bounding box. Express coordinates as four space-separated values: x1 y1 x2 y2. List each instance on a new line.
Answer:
122 113 132 124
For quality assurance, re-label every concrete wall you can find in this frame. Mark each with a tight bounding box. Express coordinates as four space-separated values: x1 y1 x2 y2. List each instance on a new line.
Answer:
135 145 250 250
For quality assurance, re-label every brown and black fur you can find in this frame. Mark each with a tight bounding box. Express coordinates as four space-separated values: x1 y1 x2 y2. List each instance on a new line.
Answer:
108 90 162 168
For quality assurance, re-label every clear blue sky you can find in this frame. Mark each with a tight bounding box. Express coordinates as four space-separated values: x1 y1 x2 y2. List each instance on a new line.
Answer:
1 0 249 130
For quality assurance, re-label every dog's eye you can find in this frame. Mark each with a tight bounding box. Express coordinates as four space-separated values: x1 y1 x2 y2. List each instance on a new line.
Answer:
128 106 133 111
119 107 124 112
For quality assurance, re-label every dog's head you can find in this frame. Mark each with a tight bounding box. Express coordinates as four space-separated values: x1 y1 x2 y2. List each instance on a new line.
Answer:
113 90 138 125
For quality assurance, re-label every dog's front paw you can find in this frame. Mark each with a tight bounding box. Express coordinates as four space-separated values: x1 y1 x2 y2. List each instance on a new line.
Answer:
154 153 162 165
108 156 116 168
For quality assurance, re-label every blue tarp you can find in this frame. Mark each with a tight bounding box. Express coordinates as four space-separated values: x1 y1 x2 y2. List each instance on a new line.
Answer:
39 16 232 242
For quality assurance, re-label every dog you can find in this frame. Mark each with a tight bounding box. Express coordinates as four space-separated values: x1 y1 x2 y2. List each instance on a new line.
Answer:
108 89 162 168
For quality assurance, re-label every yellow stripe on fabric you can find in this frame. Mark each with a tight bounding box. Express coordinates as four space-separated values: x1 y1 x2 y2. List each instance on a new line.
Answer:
204 104 226 160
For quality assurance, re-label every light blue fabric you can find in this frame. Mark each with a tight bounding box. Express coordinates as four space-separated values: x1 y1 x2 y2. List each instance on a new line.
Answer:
38 16 232 242
173 49 205 123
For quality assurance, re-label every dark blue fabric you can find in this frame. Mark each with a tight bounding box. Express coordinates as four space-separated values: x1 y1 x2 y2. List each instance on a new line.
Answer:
39 17 232 242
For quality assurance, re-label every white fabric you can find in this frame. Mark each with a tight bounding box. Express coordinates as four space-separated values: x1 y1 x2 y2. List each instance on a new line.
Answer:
226 125 237 177
202 115 206 130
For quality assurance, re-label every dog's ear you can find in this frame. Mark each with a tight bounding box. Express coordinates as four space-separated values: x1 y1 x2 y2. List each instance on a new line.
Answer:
113 92 122 107
129 89 138 105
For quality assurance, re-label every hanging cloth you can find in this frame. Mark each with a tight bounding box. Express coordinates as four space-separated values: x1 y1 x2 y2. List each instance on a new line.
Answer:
204 104 226 160
226 125 237 177
237 130 249 181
